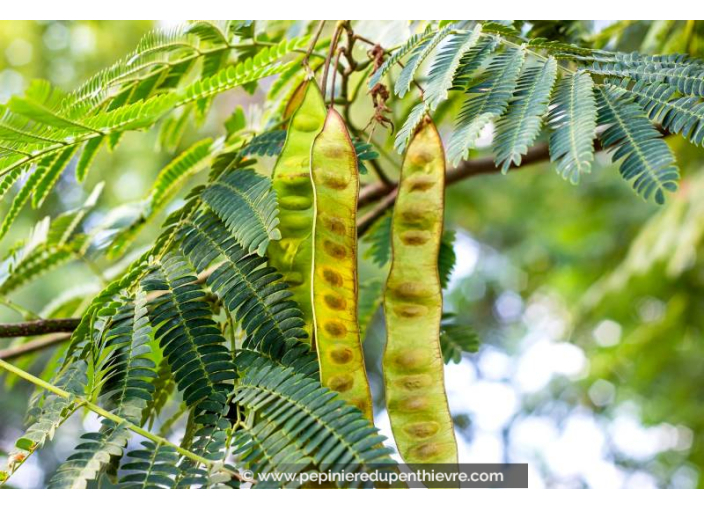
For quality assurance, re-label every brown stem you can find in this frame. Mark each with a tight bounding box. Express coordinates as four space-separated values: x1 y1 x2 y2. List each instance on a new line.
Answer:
0 145 556 355
357 143 553 234
321 22 345 100
0 334 70 360
0 318 81 338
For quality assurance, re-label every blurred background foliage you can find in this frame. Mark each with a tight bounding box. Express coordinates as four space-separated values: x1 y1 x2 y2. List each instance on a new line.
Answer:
2 20 704 488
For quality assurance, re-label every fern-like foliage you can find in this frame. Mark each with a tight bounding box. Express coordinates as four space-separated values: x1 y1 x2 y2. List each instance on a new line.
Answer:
369 24 433 88
395 23 458 98
596 85 679 204
610 77 704 147
1 360 87 483
141 254 236 408
48 420 131 489
179 211 307 356
99 290 156 425
118 441 181 489
380 21 704 203
494 57 557 172
548 72 598 183
233 356 394 485
0 183 102 296
440 314 480 364
201 166 281 256
447 47 525 164
424 25 483 110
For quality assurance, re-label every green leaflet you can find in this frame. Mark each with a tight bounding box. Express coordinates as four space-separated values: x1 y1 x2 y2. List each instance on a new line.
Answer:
494 57 558 172
447 46 526 165
48 420 132 489
268 80 327 340
141 254 236 408
368 24 433 88
440 314 480 364
178 211 308 358
424 24 482 111
383 119 458 466
99 290 156 425
118 441 181 489
395 101 429 154
233 355 394 485
395 23 457 98
311 108 373 421
611 78 704 147
233 425 311 488
76 137 104 183
1 360 87 485
32 145 79 209
548 71 598 183
596 85 680 204
202 166 281 256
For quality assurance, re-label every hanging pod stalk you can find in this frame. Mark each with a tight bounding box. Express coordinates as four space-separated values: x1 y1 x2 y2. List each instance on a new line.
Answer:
383 118 458 466
310 108 374 421
268 80 327 341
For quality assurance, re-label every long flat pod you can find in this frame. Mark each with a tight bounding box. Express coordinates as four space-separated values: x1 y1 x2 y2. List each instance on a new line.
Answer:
268 80 327 341
310 108 373 421
383 118 458 466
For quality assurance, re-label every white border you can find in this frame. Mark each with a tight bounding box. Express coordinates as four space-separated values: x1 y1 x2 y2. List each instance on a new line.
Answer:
0 2 700 21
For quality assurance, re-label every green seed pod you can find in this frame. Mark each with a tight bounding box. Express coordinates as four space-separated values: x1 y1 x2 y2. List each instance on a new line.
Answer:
269 80 327 340
383 118 458 465
311 108 373 421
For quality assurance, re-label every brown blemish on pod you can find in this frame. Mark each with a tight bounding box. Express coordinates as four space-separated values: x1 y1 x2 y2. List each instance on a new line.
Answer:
320 170 350 190
329 345 354 364
408 147 435 166
324 321 347 337
393 282 432 300
394 304 428 318
321 144 345 158
323 240 347 259
322 215 347 236
409 442 443 460
322 268 343 287
397 374 433 391
400 204 432 225
407 175 436 192
404 421 440 439
327 374 355 392
401 230 431 245
395 349 429 370
323 293 347 310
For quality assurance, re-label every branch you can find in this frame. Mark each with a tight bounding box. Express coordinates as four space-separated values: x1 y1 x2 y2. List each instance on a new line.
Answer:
0 358 253 484
0 319 81 338
357 143 552 233
0 334 69 360
0 144 553 354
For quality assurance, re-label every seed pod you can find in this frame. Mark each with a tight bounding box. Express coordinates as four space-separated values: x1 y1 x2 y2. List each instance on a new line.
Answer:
311 108 373 421
383 118 458 465
268 80 327 340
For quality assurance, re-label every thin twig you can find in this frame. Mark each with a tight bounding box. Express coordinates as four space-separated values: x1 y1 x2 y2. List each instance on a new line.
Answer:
302 20 326 74
321 22 345 101
0 334 70 360
0 358 254 484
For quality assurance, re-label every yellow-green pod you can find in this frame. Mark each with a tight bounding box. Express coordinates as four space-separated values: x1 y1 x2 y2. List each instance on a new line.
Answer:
310 108 374 421
383 118 458 466
269 80 327 340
